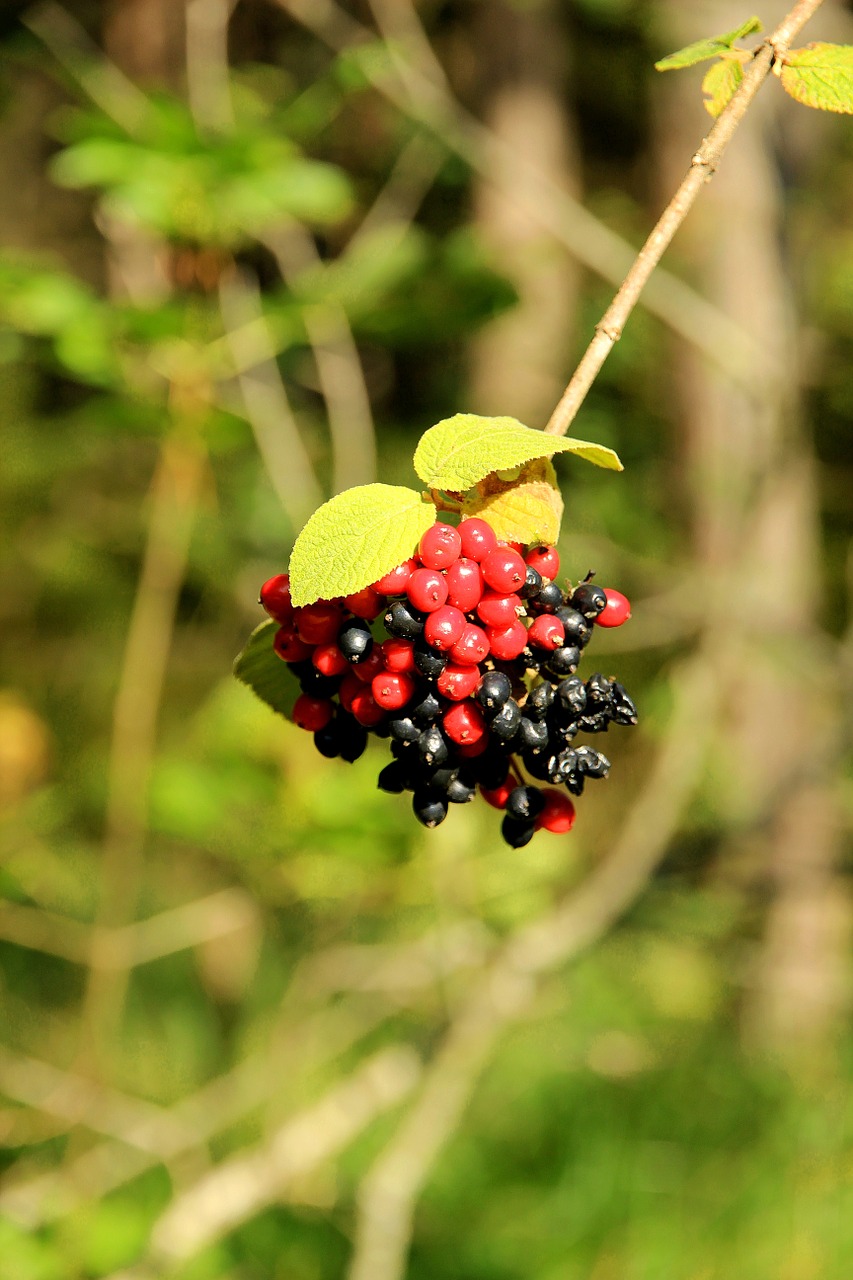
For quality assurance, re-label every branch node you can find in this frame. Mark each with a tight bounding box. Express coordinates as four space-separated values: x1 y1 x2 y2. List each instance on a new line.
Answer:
594 321 622 343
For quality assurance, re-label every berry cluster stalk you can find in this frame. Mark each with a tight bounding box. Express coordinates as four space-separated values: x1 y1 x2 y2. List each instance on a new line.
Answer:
544 0 826 439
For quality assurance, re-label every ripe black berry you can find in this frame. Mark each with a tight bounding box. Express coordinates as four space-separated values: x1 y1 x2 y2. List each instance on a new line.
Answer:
378 760 410 793
571 582 607 619
418 725 449 767
532 581 563 613
489 698 521 742
545 646 581 678
338 619 374 663
501 815 536 848
555 607 592 648
525 681 555 721
517 717 549 753
389 715 420 744
413 639 449 678
556 676 586 716
520 565 543 598
446 773 476 804
505 785 546 823
412 690 442 725
413 788 448 828
611 681 639 725
476 670 512 713
384 601 425 640
337 714 368 762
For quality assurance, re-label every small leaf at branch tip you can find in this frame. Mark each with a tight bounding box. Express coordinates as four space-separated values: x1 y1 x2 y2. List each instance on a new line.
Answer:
413 412 622 491
654 16 762 72
779 44 853 114
289 483 435 606
702 58 744 117
234 619 299 720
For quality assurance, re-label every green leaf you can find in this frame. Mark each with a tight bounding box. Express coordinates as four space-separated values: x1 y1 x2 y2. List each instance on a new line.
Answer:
288 483 435 607
233 619 299 720
654 16 761 71
413 413 622 492
461 458 564 546
702 57 744 117
779 43 853 114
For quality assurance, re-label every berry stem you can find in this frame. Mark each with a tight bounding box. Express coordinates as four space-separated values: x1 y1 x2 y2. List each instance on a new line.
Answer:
543 0 826 440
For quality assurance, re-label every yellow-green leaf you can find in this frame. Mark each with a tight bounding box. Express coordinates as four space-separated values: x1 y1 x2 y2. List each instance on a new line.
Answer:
779 43 853 114
461 458 564 547
655 16 761 72
288 483 435 607
702 57 744 117
233 620 299 720
413 413 621 492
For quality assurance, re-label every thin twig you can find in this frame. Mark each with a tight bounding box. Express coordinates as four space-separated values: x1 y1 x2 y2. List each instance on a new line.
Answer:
544 0 827 437
347 651 719 1280
219 268 325 524
274 0 776 393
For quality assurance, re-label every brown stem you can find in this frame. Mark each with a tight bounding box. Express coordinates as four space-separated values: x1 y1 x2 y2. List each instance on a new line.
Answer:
544 0 827 437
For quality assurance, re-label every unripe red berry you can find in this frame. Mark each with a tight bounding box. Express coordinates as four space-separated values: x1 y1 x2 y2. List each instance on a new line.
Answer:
458 517 498 562
372 558 418 595
476 590 522 628
457 736 489 758
485 619 528 661
371 671 416 711
350 686 386 727
437 664 481 701
273 624 311 663
344 585 385 619
481 547 527 594
260 573 293 622
295 601 343 646
312 642 349 676
419 522 462 569
445 558 484 613
352 648 386 683
381 638 417 673
596 588 632 628
527 614 566 651
442 701 486 746
293 694 333 732
424 605 466 651
407 567 448 613
449 623 489 667
526 545 560 580
479 775 513 809
535 789 576 833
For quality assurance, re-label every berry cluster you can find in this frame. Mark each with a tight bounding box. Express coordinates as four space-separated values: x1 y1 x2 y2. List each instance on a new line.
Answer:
260 518 637 847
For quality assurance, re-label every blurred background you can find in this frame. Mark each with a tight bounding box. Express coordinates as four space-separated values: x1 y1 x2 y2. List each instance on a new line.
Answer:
1 1 853 1277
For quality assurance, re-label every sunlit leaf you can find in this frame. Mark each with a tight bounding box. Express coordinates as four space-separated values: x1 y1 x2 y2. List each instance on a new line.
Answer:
779 43 853 114
461 458 564 545
702 58 744 117
413 413 622 492
655 16 761 71
288 483 435 606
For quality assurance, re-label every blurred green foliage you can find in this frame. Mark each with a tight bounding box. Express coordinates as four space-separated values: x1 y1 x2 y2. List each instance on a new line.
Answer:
1 4 852 1280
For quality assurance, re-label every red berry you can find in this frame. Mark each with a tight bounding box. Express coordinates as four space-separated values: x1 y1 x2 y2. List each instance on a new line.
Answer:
339 671 362 712
293 694 333 731
437 664 481 701
457 736 489 758
344 586 385 619
371 671 416 711
526 545 560 580
450 623 489 666
458 517 498 562
350 686 386 727
424 605 466 651
381 638 417 673
476 590 521 629
273 624 311 663
536 789 576 833
352 648 386 683
372 558 417 595
485 619 528 661
479 775 513 809
312 642 349 676
526 615 566 651
596 588 632 628
442 701 486 746
445 558 484 613
419 522 462 570
481 547 527 594
407 567 448 613
260 573 293 622
295 601 343 646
